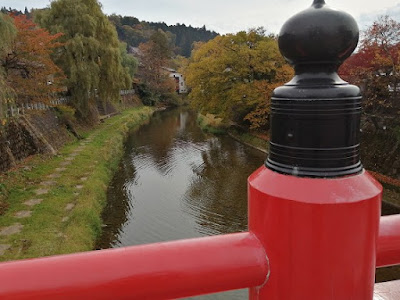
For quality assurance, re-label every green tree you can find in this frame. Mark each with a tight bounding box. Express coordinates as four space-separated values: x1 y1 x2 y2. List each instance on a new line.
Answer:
0 13 15 55
185 29 293 129
148 29 173 60
36 0 131 118
109 15 218 57
119 42 138 78
0 13 16 119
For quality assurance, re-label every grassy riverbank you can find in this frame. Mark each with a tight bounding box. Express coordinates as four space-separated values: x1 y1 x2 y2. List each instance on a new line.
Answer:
197 113 226 134
227 128 268 153
0 106 153 261
197 113 268 152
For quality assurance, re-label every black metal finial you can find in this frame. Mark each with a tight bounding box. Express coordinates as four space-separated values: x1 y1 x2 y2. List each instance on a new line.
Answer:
266 1 362 177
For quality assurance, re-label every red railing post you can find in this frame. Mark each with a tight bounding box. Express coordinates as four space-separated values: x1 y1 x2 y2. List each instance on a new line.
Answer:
247 1 382 299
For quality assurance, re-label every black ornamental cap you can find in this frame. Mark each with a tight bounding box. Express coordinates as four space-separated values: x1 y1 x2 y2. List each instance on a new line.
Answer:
279 0 359 67
266 0 363 177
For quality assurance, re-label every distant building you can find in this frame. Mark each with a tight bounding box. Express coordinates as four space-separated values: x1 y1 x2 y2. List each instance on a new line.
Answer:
163 68 188 94
388 84 400 93
170 72 188 94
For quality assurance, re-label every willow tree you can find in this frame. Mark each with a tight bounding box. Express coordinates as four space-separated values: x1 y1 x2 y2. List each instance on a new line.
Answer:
185 29 293 129
0 13 16 119
36 0 131 118
119 42 138 78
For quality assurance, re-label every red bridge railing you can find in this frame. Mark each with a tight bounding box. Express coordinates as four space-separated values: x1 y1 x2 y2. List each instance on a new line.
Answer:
377 214 400 268
0 233 267 299
1 1 399 299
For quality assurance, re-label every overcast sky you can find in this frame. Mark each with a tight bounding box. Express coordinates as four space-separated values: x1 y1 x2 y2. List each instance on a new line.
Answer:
2 0 400 34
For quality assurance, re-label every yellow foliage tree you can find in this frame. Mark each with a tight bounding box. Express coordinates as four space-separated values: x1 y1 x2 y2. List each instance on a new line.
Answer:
185 28 293 129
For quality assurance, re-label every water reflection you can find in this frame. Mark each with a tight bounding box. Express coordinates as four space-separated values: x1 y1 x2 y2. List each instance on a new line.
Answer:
97 107 400 298
98 108 264 249
97 108 265 299
98 153 137 247
184 136 257 235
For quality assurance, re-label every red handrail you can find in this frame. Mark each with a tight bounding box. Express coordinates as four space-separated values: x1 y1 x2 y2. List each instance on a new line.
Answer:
0 232 268 300
377 214 400 268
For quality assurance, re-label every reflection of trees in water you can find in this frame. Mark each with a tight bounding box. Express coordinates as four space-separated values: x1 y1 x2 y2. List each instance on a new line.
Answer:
96 155 137 249
97 107 265 248
97 108 207 248
185 136 263 235
135 110 180 162
132 108 208 175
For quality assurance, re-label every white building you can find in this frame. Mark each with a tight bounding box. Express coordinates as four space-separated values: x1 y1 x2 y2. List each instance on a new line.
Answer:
163 68 188 94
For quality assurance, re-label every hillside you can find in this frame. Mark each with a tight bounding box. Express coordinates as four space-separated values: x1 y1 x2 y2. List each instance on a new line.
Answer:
108 14 218 57
0 7 218 58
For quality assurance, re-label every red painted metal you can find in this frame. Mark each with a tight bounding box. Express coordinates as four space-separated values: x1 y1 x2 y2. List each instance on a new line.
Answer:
0 232 268 300
248 166 382 300
377 214 400 268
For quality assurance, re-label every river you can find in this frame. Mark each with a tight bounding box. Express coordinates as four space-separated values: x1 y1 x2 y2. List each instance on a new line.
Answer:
97 107 400 299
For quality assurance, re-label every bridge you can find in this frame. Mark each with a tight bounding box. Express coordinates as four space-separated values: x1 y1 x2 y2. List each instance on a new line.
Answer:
0 1 399 299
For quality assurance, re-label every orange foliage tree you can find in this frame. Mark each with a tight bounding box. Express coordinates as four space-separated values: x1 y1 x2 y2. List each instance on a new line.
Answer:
1 14 65 105
137 29 177 104
340 16 400 117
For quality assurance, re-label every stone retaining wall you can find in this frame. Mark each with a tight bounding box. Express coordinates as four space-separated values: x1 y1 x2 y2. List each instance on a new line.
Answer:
0 110 74 172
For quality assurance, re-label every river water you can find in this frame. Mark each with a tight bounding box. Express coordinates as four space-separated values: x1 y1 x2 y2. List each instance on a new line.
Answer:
97 107 400 299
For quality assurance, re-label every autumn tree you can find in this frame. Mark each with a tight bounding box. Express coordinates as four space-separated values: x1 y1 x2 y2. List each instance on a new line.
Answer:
140 29 172 70
185 29 293 129
1 14 65 106
171 55 189 74
36 0 131 118
137 29 177 105
340 16 400 118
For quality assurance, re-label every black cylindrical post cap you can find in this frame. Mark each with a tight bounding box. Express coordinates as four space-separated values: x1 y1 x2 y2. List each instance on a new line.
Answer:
279 0 359 66
266 0 363 177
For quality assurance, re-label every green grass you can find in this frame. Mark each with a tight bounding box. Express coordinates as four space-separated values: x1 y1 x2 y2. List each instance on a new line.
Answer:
228 128 269 153
0 106 153 261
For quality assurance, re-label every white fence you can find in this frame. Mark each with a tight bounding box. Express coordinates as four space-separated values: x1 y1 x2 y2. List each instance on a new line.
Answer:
120 89 135 96
1 90 134 119
2 97 71 118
